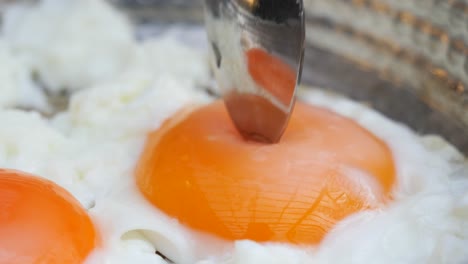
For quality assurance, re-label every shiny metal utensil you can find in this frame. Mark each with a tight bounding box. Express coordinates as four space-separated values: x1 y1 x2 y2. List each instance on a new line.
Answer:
204 0 305 143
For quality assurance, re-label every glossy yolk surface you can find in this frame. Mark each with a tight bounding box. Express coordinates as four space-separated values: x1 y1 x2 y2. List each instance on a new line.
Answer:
0 169 98 263
136 101 396 244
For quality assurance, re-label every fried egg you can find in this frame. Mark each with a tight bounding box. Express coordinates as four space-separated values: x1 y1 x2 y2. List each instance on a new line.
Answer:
0 0 467 264
0 169 98 263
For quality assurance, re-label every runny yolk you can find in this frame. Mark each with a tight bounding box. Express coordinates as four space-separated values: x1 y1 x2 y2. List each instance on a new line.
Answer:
0 169 98 263
136 100 396 244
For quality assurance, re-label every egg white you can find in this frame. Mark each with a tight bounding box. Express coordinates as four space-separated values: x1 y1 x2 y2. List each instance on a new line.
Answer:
0 39 48 111
0 1 467 264
2 0 134 92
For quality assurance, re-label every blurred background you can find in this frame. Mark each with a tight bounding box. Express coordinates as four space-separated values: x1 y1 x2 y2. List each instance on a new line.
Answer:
2 0 467 154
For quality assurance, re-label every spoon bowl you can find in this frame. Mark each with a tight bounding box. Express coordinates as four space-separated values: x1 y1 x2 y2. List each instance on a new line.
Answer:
204 0 305 143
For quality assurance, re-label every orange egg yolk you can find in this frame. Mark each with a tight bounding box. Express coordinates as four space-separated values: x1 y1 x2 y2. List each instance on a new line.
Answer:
136 100 396 244
0 169 98 263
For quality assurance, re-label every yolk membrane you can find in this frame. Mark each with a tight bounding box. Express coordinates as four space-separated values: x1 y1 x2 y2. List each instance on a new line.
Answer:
0 169 98 263
136 100 396 244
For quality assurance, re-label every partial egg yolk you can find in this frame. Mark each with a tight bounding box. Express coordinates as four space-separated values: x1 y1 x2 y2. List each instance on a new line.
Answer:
136 101 396 244
0 169 98 263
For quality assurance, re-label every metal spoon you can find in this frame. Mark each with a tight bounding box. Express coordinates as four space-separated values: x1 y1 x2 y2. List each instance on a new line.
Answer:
204 0 305 143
